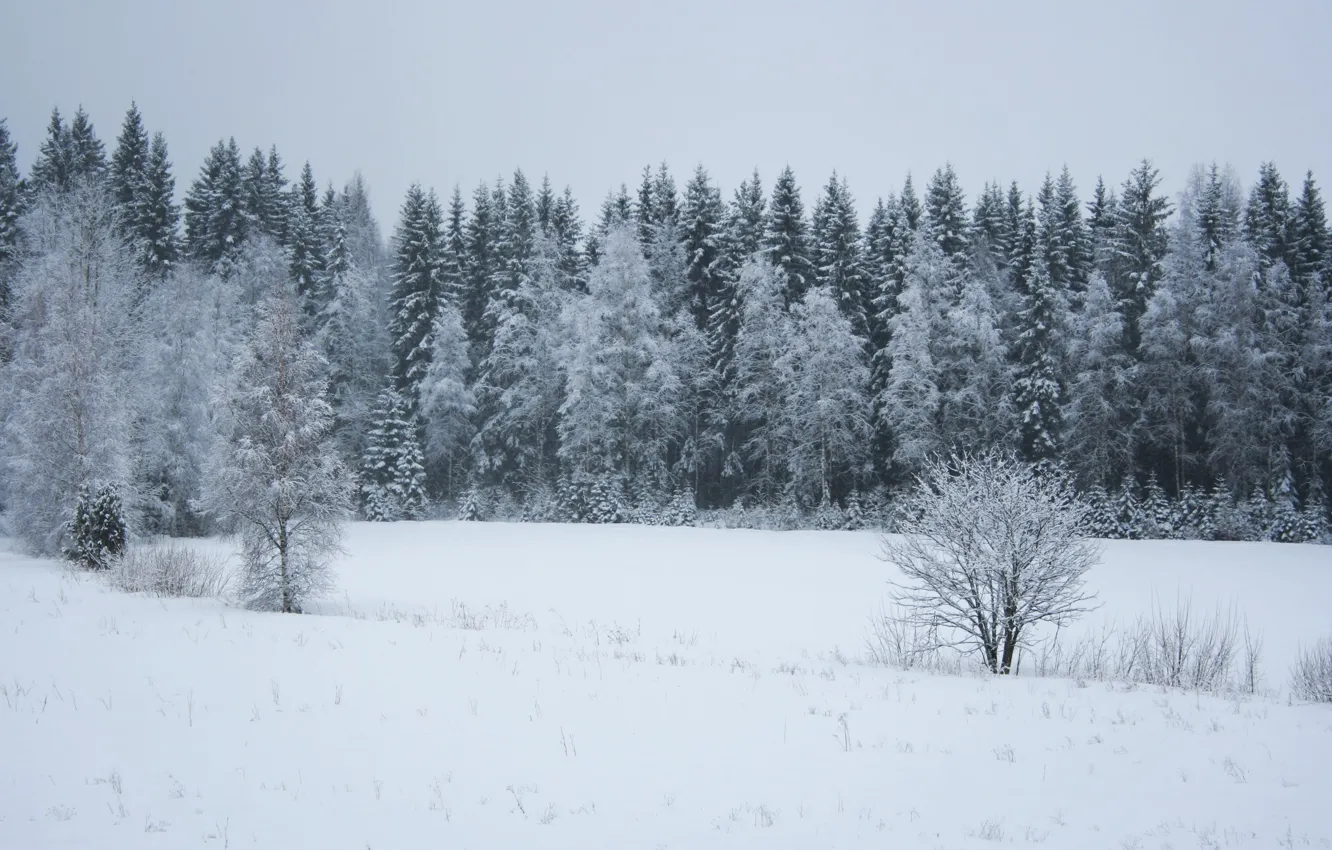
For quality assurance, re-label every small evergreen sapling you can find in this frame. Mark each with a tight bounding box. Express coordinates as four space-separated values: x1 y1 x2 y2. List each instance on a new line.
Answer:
64 485 127 570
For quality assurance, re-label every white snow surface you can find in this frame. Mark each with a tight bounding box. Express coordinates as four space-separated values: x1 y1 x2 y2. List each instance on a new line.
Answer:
2 521 1329 849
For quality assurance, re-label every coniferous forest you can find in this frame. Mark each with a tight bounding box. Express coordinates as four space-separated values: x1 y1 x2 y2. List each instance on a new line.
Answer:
1 104 1330 551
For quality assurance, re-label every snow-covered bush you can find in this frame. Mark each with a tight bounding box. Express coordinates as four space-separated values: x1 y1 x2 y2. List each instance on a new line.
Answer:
557 474 629 524
1289 636 1332 703
107 542 232 599
63 485 127 571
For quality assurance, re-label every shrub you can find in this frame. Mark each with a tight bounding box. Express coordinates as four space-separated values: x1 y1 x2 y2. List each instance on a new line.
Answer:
107 542 232 598
1290 636 1332 703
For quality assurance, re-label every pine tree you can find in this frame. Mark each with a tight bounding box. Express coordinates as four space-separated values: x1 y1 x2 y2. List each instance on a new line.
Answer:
0 118 24 307
360 388 429 521
463 180 500 350
1043 166 1089 290
1086 176 1118 276
63 485 127 570
68 107 106 182
551 186 585 290
764 166 814 307
133 133 180 276
1190 163 1241 272
899 173 923 231
29 108 73 193
264 147 289 243
1244 161 1291 272
681 165 727 331
109 102 148 221
925 163 969 265
388 184 444 399
205 292 352 612
287 161 324 308
810 173 868 337
1012 250 1066 463
1290 171 1328 295
184 138 248 275
1113 159 1173 351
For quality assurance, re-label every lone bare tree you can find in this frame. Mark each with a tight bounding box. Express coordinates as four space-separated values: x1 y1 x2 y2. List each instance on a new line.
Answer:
882 452 1100 674
205 290 352 613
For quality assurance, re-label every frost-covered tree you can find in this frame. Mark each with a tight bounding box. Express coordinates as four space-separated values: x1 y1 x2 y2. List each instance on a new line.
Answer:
474 236 565 492
205 291 352 612
729 258 792 501
1064 273 1135 489
29 106 105 195
317 215 391 462
881 234 949 471
135 266 228 536
939 261 1013 455
420 301 476 499
1 187 140 554
359 388 429 521
883 452 1100 674
557 227 684 489
780 286 872 504
1290 172 1328 294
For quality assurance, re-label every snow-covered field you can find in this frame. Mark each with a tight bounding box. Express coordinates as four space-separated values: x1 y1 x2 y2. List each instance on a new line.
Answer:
2 522 1330 849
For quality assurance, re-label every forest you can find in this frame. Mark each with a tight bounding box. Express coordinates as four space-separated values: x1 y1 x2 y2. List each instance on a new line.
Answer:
0 103 1329 553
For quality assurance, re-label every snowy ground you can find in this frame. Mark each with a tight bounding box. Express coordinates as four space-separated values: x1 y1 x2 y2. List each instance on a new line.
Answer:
2 522 1330 849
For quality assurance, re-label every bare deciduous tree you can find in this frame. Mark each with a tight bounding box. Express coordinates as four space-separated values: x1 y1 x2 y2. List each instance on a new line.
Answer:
882 452 1100 674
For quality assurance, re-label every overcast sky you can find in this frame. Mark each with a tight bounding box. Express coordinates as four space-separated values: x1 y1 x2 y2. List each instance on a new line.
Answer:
3 0 1329 232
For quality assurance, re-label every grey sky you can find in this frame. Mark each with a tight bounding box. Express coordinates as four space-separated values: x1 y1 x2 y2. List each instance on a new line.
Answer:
3 0 1329 232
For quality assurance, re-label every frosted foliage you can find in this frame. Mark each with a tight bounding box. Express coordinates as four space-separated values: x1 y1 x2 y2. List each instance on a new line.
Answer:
1 188 140 554
204 293 352 613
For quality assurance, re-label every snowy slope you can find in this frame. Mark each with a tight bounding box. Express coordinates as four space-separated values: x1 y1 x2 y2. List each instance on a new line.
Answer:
2 522 1329 849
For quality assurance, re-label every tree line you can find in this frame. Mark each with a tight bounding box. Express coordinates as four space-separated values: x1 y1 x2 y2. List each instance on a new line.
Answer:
0 103 1328 552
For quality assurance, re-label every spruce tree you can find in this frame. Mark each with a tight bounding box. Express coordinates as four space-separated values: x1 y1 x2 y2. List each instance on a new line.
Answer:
184 138 247 276
133 133 180 277
1244 161 1291 272
109 102 148 220
810 173 868 337
360 389 429 521
243 146 286 240
764 165 814 307
1112 159 1172 351
1290 171 1328 295
68 107 107 182
388 184 444 399
1086 176 1118 275
681 165 726 331
1012 250 1066 463
0 119 23 307
924 163 969 265
264 147 289 242
729 258 792 502
551 186 585 290
463 180 500 351
1191 163 1241 272
899 173 923 231
287 161 324 307
29 108 73 193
